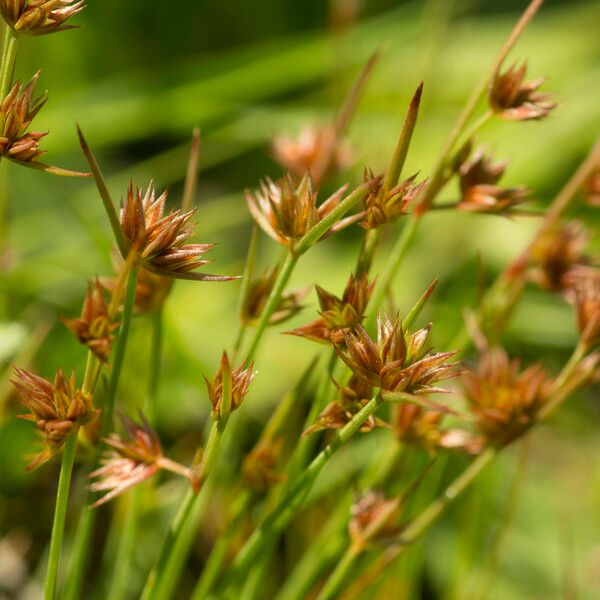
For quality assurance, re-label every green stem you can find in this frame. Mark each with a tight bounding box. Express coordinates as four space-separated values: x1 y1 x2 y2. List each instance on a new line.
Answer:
316 546 361 600
225 392 384 587
146 307 163 419
44 431 78 600
244 252 298 363
0 27 18 102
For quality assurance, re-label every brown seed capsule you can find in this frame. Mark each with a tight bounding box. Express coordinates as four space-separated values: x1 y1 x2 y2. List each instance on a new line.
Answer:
335 313 460 395
119 182 234 282
489 61 556 121
272 125 352 183
12 367 98 470
204 352 256 418
455 147 529 214
0 72 48 163
286 273 374 345
62 278 119 362
349 490 400 548
360 170 426 229
246 175 361 250
462 347 552 447
0 0 84 35
241 438 284 494
572 270 600 348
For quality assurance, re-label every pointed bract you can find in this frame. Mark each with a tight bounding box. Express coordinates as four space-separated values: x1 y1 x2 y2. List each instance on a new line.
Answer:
0 0 84 35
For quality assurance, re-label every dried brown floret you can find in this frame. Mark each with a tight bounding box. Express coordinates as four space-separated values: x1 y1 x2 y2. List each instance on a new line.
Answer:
286 273 374 344
12 367 98 470
349 490 400 548
62 278 119 362
0 0 84 35
462 347 552 447
246 175 361 251
489 62 556 121
242 438 284 494
583 167 600 207
572 270 600 349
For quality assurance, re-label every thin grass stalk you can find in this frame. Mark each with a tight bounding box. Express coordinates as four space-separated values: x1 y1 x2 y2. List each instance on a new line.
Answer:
316 545 362 600
43 431 78 600
0 26 18 103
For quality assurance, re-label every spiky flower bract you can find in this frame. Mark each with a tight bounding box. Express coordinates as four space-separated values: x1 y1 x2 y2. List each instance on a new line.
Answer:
0 0 84 35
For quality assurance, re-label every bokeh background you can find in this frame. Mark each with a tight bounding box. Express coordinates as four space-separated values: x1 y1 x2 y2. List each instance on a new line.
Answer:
1 0 600 598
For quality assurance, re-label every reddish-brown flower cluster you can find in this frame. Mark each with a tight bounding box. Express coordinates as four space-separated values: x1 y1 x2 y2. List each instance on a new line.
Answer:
240 266 306 327
573 271 600 349
246 175 360 250
0 72 47 163
348 490 400 548
241 438 284 493
455 147 529 214
462 347 552 448
335 313 460 396
272 125 352 183
489 62 556 121
89 412 192 507
62 279 118 362
0 0 84 35
360 171 425 229
286 274 374 344
204 352 256 418
12 367 98 470
120 182 234 282
584 167 600 207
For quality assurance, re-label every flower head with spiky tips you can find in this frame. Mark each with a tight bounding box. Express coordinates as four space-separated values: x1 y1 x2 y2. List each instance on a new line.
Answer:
246 175 362 251
119 181 235 282
462 347 552 448
89 412 192 507
241 266 307 327
204 352 256 419
62 278 118 362
0 72 47 163
455 147 529 214
360 170 425 229
242 438 284 494
0 0 84 35
572 270 600 349
12 367 98 470
335 312 460 396
489 61 556 121
286 273 374 345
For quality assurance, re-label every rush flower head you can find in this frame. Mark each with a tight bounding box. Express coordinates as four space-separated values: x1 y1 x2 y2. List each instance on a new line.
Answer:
530 221 591 293
489 61 556 121
336 312 460 395
349 490 400 548
119 181 234 281
0 0 84 35
286 273 374 344
204 352 256 418
0 72 48 163
62 278 118 362
303 375 385 436
89 412 192 507
455 147 529 214
246 175 361 250
572 270 600 349
462 347 552 447
242 438 284 494
360 170 426 229
240 266 307 327
272 125 352 183
584 167 600 207
12 367 98 470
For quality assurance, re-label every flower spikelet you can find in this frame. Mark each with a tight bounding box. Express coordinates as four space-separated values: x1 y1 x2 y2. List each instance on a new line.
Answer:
573 270 600 348
12 367 98 470
0 72 48 163
242 438 284 494
286 273 374 344
489 62 556 121
0 0 84 35
62 278 118 362
462 347 552 447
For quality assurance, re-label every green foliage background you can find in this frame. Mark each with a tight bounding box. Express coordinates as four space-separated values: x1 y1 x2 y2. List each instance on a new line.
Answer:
1 0 600 598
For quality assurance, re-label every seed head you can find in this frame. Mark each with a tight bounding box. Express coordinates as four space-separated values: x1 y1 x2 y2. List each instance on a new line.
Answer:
360 170 425 229
530 221 591 293
286 273 374 345
349 490 400 548
12 367 98 470
119 181 234 281
241 438 284 494
572 270 600 348
0 0 84 35
204 352 256 418
455 147 529 214
336 312 460 395
489 61 556 121
583 167 600 207
241 266 307 326
271 125 352 183
62 278 118 362
0 72 48 163
246 175 360 250
462 347 552 447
